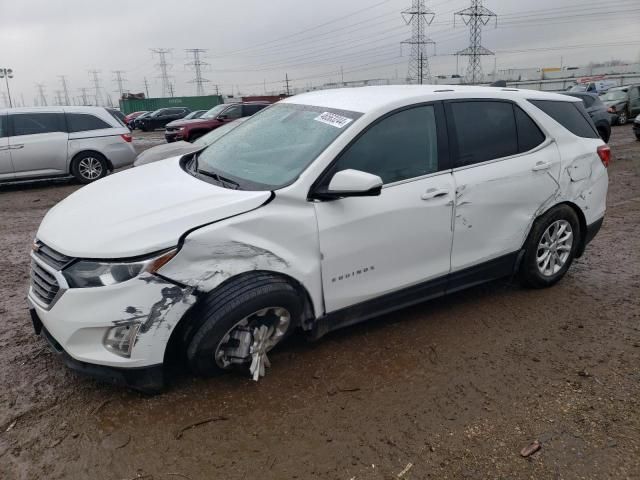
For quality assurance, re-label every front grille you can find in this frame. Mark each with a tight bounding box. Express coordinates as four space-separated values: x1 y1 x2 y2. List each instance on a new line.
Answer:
165 127 179 133
30 260 60 306
33 241 73 270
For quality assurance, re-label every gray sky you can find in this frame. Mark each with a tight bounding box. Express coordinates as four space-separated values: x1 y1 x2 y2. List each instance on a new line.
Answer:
1 0 639 105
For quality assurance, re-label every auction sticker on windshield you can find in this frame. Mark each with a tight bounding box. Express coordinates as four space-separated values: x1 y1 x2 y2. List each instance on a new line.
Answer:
314 112 353 129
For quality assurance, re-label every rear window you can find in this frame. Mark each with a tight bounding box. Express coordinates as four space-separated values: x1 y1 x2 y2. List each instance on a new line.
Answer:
514 106 546 152
66 113 112 133
529 100 599 139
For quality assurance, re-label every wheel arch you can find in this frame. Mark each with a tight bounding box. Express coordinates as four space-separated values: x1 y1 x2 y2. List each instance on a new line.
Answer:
162 270 316 366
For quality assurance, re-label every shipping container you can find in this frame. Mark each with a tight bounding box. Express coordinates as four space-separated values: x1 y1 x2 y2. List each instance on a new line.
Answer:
119 95 224 114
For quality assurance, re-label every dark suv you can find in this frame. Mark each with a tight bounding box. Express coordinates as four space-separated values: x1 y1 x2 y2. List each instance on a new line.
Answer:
138 107 191 132
164 102 269 142
601 85 640 125
563 92 611 142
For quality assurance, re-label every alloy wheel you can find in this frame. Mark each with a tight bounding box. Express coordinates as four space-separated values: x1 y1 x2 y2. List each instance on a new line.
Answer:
536 220 573 277
78 157 103 180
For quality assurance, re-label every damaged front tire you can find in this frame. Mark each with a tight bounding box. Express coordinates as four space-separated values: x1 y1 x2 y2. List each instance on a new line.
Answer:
182 273 301 379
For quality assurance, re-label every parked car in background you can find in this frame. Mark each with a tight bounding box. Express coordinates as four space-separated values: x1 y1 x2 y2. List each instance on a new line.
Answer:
569 80 617 95
182 110 207 120
131 111 152 130
28 86 608 391
134 118 248 167
633 114 640 140
138 107 191 131
563 92 611 142
124 111 148 128
0 106 135 184
164 102 269 142
601 85 640 125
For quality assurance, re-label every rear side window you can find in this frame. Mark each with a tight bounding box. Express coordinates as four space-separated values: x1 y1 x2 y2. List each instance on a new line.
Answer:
0 114 6 138
514 106 545 152
244 104 267 115
529 100 598 139
333 105 439 184
10 113 65 136
449 101 518 167
66 113 111 133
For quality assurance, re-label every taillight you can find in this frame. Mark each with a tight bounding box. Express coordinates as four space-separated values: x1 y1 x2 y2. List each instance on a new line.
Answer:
597 144 611 168
120 133 132 143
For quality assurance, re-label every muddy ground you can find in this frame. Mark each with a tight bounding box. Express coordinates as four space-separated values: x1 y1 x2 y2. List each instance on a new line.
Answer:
0 126 638 480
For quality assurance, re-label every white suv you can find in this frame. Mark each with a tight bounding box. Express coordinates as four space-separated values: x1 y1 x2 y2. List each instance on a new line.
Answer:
27 86 609 391
0 106 135 184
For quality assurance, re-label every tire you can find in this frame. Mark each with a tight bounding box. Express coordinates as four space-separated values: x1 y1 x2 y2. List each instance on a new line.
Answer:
519 205 580 289
617 110 628 126
71 152 108 184
183 273 302 377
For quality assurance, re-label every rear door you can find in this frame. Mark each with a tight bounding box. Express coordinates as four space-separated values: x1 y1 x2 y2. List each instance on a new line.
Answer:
446 99 560 274
8 111 68 178
629 86 640 116
0 113 14 179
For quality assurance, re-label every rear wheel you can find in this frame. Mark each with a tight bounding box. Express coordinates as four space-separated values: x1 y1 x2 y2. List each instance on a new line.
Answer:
183 274 301 379
71 152 108 184
519 205 580 288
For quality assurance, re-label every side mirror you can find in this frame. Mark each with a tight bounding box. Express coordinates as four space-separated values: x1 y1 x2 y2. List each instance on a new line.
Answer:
315 169 383 200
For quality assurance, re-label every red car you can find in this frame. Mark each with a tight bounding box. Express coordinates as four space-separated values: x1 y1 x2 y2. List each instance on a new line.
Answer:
124 111 148 128
164 102 270 142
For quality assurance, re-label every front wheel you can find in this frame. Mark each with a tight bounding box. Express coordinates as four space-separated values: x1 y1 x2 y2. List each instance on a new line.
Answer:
71 153 108 184
617 110 628 125
184 274 301 379
519 205 580 288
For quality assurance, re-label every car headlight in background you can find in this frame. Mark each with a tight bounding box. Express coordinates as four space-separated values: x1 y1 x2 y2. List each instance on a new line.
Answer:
62 249 177 288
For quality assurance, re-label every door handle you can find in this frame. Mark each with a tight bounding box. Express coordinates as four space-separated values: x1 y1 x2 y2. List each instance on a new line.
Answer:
421 188 449 200
532 161 552 171
10 144 24 150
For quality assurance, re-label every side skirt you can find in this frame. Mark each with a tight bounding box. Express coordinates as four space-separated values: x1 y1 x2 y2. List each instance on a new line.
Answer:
310 251 519 340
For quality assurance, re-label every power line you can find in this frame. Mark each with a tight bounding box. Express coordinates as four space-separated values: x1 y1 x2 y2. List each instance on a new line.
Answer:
113 70 127 98
35 83 47 106
58 75 71 105
151 48 172 97
185 49 210 96
455 0 498 84
88 69 103 105
401 0 436 84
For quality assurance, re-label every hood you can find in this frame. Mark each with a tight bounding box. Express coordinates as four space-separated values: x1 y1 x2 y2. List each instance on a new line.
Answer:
166 118 204 128
169 117 218 128
37 158 271 258
134 141 199 166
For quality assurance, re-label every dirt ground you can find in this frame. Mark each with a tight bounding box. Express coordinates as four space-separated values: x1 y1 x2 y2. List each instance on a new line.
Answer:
0 126 638 480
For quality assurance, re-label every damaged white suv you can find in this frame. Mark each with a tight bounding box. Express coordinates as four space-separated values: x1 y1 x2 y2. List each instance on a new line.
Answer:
28 86 609 392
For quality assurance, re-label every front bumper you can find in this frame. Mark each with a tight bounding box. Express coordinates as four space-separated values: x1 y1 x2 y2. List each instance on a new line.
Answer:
27 268 197 371
31 310 164 393
164 131 183 143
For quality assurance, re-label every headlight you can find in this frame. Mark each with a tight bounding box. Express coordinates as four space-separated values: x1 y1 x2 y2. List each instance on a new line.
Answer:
63 249 177 288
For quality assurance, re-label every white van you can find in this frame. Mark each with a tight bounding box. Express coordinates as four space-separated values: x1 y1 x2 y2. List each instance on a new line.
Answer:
27 86 609 391
0 106 135 184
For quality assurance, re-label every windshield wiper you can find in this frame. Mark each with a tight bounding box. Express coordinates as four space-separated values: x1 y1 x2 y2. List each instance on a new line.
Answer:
196 168 240 190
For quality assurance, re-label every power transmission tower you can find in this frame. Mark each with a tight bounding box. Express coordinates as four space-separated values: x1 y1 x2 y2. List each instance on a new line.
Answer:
168 83 175 97
151 48 172 97
185 49 210 96
214 84 220 96
143 77 150 98
454 0 497 85
284 73 291 96
79 87 90 106
58 75 71 105
88 69 103 105
401 0 435 84
54 90 64 106
113 70 127 98
35 83 48 106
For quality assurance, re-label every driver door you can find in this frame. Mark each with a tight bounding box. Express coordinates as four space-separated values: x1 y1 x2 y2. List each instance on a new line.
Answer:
313 103 454 312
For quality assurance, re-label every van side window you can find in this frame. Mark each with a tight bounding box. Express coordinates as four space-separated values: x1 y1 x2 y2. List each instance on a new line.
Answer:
514 106 545 152
11 113 65 137
333 105 439 184
449 101 518 167
528 100 599 139
66 113 111 133
0 114 6 138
